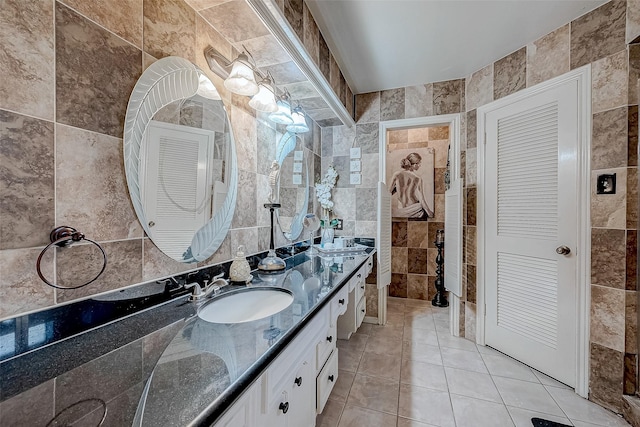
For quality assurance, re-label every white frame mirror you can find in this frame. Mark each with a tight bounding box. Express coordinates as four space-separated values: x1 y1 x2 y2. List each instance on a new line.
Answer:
124 56 237 263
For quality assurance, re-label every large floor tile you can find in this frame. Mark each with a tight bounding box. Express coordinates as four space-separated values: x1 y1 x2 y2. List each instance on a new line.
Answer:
450 394 514 427
337 333 368 353
441 347 488 374
338 403 397 427
436 333 479 352
397 416 436 426
346 374 400 415
493 376 564 417
444 367 502 403
398 384 455 427
386 312 406 327
480 352 539 383
339 346 363 373
358 323 373 335
402 341 443 366
365 334 403 357
532 369 571 390
359 352 401 380
404 313 437 330
403 327 439 346
546 387 630 426
331 370 355 403
369 324 404 339
401 360 448 391
317 398 345 427
507 406 572 427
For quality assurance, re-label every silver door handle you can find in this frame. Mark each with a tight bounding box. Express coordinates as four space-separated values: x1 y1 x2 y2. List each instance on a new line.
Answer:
556 245 571 255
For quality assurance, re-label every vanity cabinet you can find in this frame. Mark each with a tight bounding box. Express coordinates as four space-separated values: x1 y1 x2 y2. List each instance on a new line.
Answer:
214 380 260 427
337 255 372 340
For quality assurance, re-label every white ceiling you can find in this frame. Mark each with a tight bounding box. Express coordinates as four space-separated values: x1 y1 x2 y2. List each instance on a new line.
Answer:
306 0 608 94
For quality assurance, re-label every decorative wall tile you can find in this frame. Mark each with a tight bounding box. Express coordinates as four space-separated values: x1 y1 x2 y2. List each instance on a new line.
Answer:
429 126 449 141
466 226 477 266
356 92 380 123
0 111 54 250
389 129 408 146
592 106 628 170
0 0 54 121
0 247 54 319
466 110 477 149
321 127 333 157
256 173 271 226
591 50 628 115
142 238 190 281
590 168 627 229
466 65 493 111
185 0 229 11
570 0 626 70
198 0 269 43
143 0 195 61
629 106 638 167
230 106 257 173
628 0 640 43
466 188 477 226
589 342 624 412
329 54 341 97
465 302 477 342
346 86 354 119
628 44 640 106
433 79 464 115
339 73 347 106
332 187 356 219
590 284 626 352
591 228 626 289
237 34 290 68
356 188 377 221
232 170 257 228
626 290 637 354
392 247 408 274
466 264 477 304
434 168 446 195
405 84 433 119
302 2 319 64
429 139 449 169
56 3 141 138
318 32 330 82
407 274 429 300
408 248 428 275
628 230 638 291
332 156 352 188
56 125 142 242
494 48 526 100
392 221 408 247
61 0 143 47
624 353 637 395
428 222 444 249
356 123 379 154
230 227 259 256
380 88 405 121
390 273 408 298
57 239 143 302
465 148 477 188
283 0 303 41
628 168 638 229
256 120 276 175
426 248 437 276
527 24 571 87
433 194 445 222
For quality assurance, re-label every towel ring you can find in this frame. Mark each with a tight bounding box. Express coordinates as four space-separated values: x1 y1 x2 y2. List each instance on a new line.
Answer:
36 226 108 290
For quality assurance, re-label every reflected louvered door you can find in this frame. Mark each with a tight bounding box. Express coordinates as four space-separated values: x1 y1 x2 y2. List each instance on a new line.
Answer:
377 182 392 288
484 79 578 387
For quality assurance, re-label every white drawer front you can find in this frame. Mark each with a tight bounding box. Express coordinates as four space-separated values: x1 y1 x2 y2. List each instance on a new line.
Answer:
316 323 336 372
331 286 349 324
316 349 339 414
355 271 366 302
356 296 366 329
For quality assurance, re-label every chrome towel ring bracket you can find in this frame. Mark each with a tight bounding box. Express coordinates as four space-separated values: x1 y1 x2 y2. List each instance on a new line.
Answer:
36 226 108 290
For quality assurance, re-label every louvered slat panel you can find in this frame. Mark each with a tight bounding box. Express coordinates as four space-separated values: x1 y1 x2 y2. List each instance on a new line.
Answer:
497 102 558 240
377 182 392 288
445 179 462 297
496 252 558 348
154 230 192 259
157 137 200 220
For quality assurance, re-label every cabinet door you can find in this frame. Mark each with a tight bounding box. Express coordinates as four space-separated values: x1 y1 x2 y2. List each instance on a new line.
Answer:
288 356 316 427
214 381 257 427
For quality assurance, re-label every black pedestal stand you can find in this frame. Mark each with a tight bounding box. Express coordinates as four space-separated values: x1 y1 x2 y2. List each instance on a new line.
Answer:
265 203 280 251
258 203 286 273
432 229 449 307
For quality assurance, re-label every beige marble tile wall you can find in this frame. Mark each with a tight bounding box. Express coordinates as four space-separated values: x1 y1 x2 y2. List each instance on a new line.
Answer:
318 0 640 416
387 127 449 301
0 0 322 320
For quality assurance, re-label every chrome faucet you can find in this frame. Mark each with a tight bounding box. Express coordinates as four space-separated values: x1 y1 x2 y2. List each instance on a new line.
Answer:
184 273 229 301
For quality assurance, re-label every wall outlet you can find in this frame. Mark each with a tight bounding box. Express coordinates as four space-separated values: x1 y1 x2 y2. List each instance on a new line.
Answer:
334 218 343 230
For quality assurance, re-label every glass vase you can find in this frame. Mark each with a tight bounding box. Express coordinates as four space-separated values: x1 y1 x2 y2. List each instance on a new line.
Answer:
321 210 334 245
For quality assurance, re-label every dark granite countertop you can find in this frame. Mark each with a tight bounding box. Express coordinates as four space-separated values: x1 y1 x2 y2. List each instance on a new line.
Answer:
0 247 374 426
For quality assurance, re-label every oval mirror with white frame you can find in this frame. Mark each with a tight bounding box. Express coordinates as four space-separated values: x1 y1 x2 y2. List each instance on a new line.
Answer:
275 132 310 241
124 56 237 263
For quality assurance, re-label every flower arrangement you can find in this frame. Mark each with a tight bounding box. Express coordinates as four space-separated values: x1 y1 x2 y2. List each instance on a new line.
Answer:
316 165 339 229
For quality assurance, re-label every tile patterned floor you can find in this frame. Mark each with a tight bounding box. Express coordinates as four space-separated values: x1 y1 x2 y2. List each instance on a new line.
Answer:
316 297 630 427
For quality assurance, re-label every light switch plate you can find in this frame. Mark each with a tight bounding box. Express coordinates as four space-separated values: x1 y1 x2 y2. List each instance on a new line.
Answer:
350 173 361 185
292 174 302 185
294 150 303 160
350 160 361 172
293 162 302 173
350 147 361 159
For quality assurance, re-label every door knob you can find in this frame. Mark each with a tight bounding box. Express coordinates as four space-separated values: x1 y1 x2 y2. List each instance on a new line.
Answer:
556 245 571 255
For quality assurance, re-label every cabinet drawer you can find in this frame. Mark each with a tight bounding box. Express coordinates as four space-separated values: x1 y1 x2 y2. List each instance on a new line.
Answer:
366 256 373 275
355 272 366 302
356 296 366 329
316 322 336 372
316 349 339 414
331 286 349 324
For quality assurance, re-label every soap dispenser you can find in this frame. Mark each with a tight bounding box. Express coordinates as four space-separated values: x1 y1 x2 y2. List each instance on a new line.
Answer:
229 245 252 283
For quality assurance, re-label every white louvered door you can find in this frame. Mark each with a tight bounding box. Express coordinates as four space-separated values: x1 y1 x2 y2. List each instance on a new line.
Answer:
484 78 578 387
377 182 392 288
445 178 463 297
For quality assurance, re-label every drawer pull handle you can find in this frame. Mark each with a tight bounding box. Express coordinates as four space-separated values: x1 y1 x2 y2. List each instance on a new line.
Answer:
360 285 365 290
279 402 289 414
361 309 365 313
328 375 334 382
294 376 303 387
326 336 333 343
339 298 345 305
357 274 361 278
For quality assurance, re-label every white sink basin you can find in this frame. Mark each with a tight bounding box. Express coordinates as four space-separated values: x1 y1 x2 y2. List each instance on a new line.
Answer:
197 287 294 324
